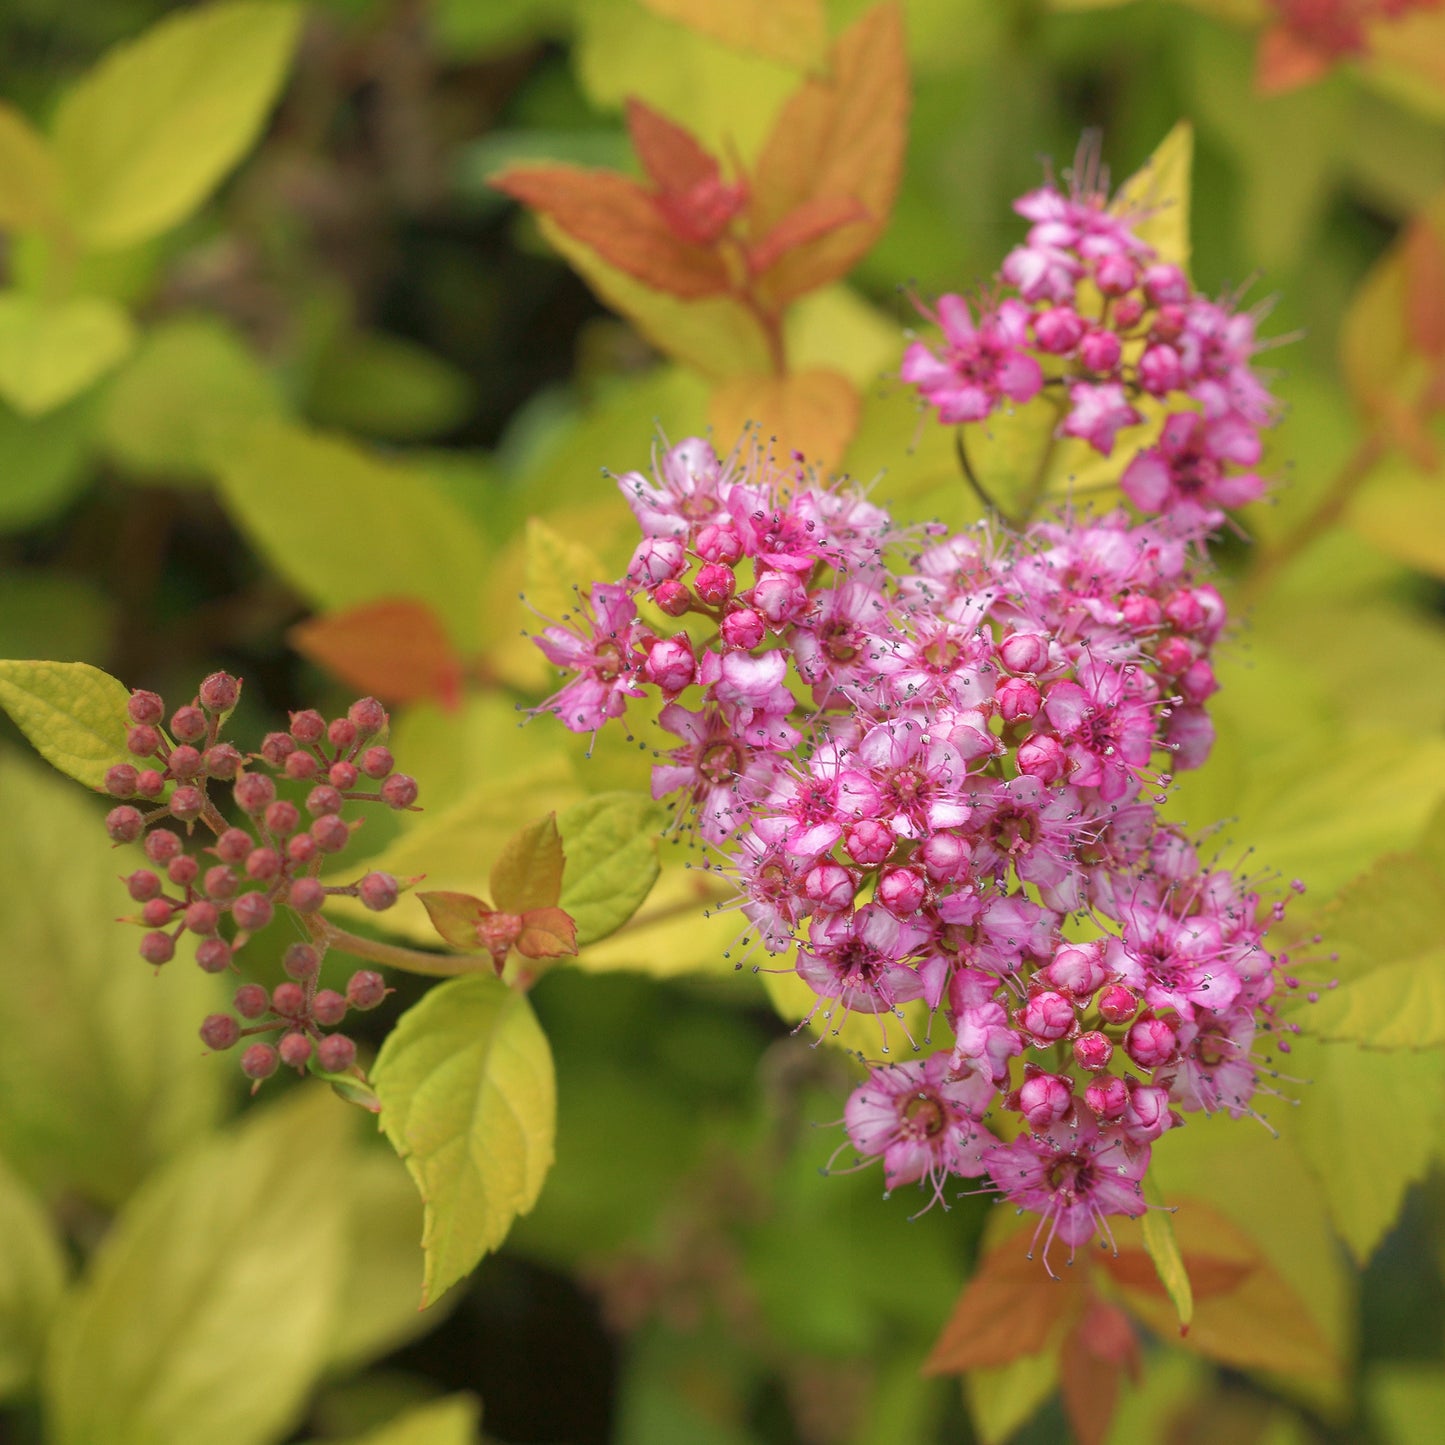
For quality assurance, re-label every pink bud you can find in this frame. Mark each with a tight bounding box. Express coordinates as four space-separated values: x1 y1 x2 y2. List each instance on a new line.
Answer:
1179 658 1219 705
127 690 165 725
1018 989 1077 1044
1094 252 1138 296
1143 264 1189 307
127 724 161 758
802 861 857 911
106 763 138 797
216 828 251 864
918 832 972 884
106 806 144 843
694 562 736 607
141 897 174 928
628 536 686 586
1112 294 1145 329
1152 636 1195 676
1016 734 1067 784
653 579 692 616
1123 1081 1173 1141
170 706 207 743
327 718 357 754
1151 303 1186 342
1163 589 1205 633
126 869 162 902
998 631 1050 674
1015 1069 1075 1129
1121 594 1163 632
843 818 895 867
1040 941 1107 999
1138 343 1182 395
199 672 240 713
749 570 808 626
996 677 1041 723
184 900 220 935
1125 1014 1178 1069
642 636 697 695
877 867 926 917
721 607 766 650
1080 329 1122 374
695 522 744 564
1097 984 1139 1024
1085 1074 1129 1121
1072 1030 1114 1071
1033 306 1085 354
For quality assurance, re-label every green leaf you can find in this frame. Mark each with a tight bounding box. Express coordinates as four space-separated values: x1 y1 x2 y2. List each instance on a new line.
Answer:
0 101 62 231
0 293 135 417
0 1154 67 1402
1348 460 1445 582
101 314 286 481
0 754 227 1206
417 891 494 954
491 813 566 913
0 391 97 533
53 1 303 250
0 659 134 790
523 515 612 629
324 1150 449 1376
340 1396 482 1445
215 421 491 650
1110 120 1192 272
964 1346 1059 1445
1279 1034 1445 1266
1368 1364 1445 1445
1141 1174 1193 1330
306 331 474 441
0 572 111 664
44 1089 350 1445
556 792 664 948
373 973 556 1306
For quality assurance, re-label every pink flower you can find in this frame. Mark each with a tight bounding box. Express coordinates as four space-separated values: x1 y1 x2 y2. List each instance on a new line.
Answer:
902 296 1044 423
796 903 929 1022
1060 381 1143 456
1120 412 1264 522
651 702 780 844
534 583 646 732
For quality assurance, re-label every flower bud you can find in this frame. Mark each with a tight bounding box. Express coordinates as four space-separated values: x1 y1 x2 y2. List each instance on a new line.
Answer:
328 717 358 752
106 764 139 797
203 743 242 780
348 697 388 737
1080 328 1122 374
168 786 204 823
127 690 165 725
1018 989 1077 1044
877 867 926 917
1179 658 1219 705
144 828 183 864
995 677 1041 723
215 828 252 864
196 938 232 973
1121 593 1163 632
1033 306 1084 354
642 636 696 695
313 989 347 1026
261 731 296 766
360 746 394 780
232 892 274 932
843 818 894 867
359 871 399 911
290 710 326 744
1163 588 1206 634
126 869 162 902
1039 941 1108 999
264 800 300 837
135 769 166 798
318 1033 357 1072
381 774 418 809
749 571 807 626
311 815 351 853
1073 1030 1114 1071
245 847 281 882
184 900 220 935
919 832 972 883
721 607 766 651
1095 252 1138 296
1123 1080 1173 1141
1151 303 1186 342
1152 636 1195 677
306 785 343 818
106 806 144 844
200 1014 240 1050
234 983 269 1018
1137 343 1181 395
141 897 175 928
802 861 856 911
167 854 198 887
271 982 305 1017
1143 264 1189 307
279 1032 313 1070
695 522 744 564
1112 294 1145 329
1085 1074 1129 1121
628 537 686 587
233 774 276 815
284 943 322 980
694 562 736 607
287 877 325 913
998 631 1050 674
199 672 240 713
139 930 175 965
347 970 387 1010
127 724 161 757
1015 1069 1074 1129
284 750 320 781
1125 1014 1178 1070
653 579 692 616
1016 734 1067 784
170 706 207 743
329 761 358 790
287 833 319 865
1098 983 1139 1024
241 1043 279 1080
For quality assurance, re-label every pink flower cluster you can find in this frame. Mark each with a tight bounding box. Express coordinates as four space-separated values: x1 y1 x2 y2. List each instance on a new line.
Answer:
902 148 1273 526
533 159 1303 1271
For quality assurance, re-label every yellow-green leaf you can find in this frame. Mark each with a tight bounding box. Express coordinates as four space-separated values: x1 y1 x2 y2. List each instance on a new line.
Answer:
524 516 610 629
0 101 62 232
1141 1174 1193 1331
0 293 135 417
0 755 226 1206
44 1090 350 1445
101 314 285 481
373 974 556 1306
417 891 493 954
556 792 665 948
340 1396 482 1445
0 659 133 790
0 1154 67 1402
53 1 303 250
1110 121 1193 273
215 421 491 650
306 331 474 442
638 0 827 68
1348 462 1445 581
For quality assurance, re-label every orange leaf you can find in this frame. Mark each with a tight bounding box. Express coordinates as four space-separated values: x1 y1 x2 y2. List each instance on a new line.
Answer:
516 906 579 959
923 1226 1087 1375
1059 1300 1136 1445
747 2 908 309
416 890 493 952
1403 217 1445 360
1100 1247 1254 1304
1255 24 1335 95
637 0 828 70
748 194 869 278
708 367 860 468
626 97 719 196
287 597 463 709
493 165 731 299
489 814 566 914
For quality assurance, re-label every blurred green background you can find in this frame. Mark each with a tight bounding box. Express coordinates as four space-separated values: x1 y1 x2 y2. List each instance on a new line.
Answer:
3 2 1445 1443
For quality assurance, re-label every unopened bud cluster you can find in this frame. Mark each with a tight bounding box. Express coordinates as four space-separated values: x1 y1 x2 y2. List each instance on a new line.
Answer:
104 675 413 1084
532 156 1316 1267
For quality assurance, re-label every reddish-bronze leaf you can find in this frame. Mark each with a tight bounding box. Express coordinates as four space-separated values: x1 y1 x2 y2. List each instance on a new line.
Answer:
287 597 463 709
708 367 860 469
1403 217 1445 360
1099 1247 1254 1304
492 165 731 298
1059 1300 1136 1445
747 2 908 309
490 814 566 915
747 194 869 278
1255 24 1335 95
923 1227 1087 1375
516 906 579 959
626 98 719 196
